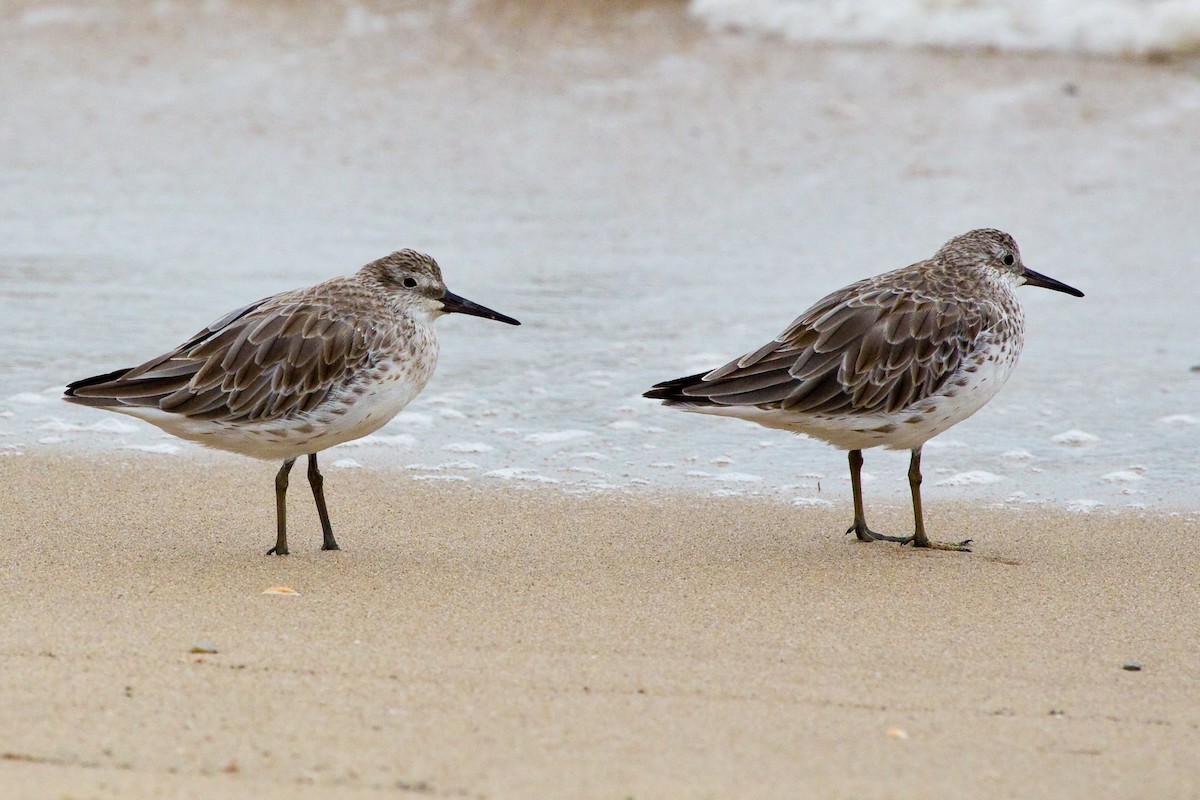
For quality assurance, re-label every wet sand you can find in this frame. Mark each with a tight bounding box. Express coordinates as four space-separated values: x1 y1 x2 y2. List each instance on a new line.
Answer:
2 454 1197 798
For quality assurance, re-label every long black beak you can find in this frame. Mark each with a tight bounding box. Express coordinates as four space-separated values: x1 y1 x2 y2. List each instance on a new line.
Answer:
441 290 521 325
1022 267 1084 297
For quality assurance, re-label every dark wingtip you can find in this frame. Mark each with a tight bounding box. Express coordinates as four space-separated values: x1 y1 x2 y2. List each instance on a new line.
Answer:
64 367 133 398
644 372 710 403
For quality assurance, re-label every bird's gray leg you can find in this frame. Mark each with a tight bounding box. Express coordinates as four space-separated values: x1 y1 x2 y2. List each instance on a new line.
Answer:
845 449 907 543
267 458 296 556
904 446 972 552
307 452 339 551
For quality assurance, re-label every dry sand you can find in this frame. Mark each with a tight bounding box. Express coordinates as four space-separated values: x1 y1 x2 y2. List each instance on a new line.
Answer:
1 453 1197 798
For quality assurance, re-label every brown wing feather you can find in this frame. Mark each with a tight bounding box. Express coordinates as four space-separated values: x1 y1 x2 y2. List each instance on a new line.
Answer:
659 275 988 416
67 297 382 424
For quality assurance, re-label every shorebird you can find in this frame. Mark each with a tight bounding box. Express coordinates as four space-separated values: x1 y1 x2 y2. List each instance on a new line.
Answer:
65 250 519 555
645 229 1082 551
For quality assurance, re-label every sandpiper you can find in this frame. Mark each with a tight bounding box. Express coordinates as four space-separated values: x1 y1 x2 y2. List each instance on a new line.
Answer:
645 229 1082 551
65 250 519 555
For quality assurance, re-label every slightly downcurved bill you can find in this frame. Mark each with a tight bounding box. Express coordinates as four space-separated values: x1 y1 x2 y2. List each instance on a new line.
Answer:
1022 267 1084 297
441 290 521 325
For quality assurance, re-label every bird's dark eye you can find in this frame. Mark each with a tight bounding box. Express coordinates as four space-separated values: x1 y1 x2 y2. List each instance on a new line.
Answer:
1002 253 1015 266
402 277 418 289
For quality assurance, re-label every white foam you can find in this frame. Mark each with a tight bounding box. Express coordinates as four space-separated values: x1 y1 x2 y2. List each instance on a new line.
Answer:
524 430 594 444
332 458 362 469
122 443 182 455
1002 449 1035 461
1051 429 1100 447
1066 499 1104 513
689 0 1200 57
1158 414 1198 427
390 412 434 427
36 417 139 434
8 392 53 405
439 460 480 470
924 439 969 450
607 420 642 430
341 433 417 448
935 471 1004 487
442 442 493 454
483 468 560 484
712 472 763 483
411 474 468 482
792 497 834 508
1101 470 1145 484
37 436 65 445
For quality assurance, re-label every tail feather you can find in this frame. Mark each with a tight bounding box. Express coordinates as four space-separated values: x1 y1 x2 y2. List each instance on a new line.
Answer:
643 371 719 406
63 366 167 409
64 367 135 405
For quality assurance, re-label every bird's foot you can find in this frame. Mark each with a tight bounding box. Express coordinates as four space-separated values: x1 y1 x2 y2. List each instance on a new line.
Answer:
901 535 973 552
845 521 910 544
321 541 340 552
265 545 289 556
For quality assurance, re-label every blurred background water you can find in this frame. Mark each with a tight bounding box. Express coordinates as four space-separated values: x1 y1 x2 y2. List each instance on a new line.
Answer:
691 0 1200 57
2 1 1198 512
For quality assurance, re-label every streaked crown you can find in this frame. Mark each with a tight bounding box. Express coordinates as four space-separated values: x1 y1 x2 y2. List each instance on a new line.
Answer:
360 249 446 299
933 228 1023 276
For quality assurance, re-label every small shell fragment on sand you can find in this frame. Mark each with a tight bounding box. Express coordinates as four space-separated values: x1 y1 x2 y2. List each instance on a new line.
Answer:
262 586 299 595
190 643 218 654
886 728 908 740
1123 660 1142 671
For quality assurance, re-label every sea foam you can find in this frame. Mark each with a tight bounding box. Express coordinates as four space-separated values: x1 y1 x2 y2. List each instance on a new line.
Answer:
689 0 1200 57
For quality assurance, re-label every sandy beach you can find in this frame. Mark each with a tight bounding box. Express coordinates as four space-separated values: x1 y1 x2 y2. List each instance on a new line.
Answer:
2 454 1197 798
3 0 1200 797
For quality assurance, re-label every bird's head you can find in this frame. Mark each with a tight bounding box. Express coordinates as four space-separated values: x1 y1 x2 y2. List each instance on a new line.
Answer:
364 249 521 325
936 229 1083 297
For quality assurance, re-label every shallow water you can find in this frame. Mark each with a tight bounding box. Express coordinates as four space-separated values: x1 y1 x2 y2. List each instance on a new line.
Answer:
2 1 1199 512
691 0 1200 57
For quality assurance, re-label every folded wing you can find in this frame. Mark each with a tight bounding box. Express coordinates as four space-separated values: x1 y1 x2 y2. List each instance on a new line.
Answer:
646 281 987 416
65 298 379 423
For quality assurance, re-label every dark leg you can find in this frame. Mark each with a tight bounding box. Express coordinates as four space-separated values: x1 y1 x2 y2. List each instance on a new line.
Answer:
308 453 339 551
904 446 972 551
844 449 907 543
267 458 296 556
